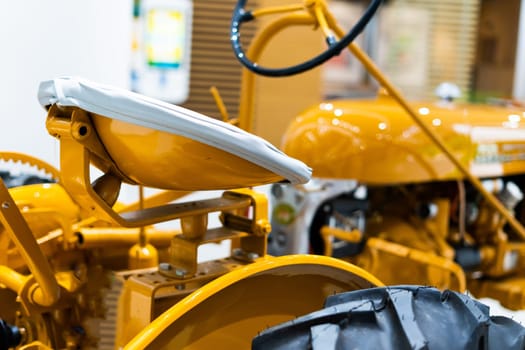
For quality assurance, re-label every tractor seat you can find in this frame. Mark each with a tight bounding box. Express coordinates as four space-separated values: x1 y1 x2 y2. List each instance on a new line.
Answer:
38 77 311 190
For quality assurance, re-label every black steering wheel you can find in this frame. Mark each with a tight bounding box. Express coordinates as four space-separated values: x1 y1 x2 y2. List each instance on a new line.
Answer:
231 0 383 77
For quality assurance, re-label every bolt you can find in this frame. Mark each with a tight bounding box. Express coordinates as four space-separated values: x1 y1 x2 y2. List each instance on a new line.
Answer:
175 268 187 277
247 252 259 261
233 248 243 257
159 263 172 271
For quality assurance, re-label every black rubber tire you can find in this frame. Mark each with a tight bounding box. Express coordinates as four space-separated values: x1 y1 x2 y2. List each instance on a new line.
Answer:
252 285 525 350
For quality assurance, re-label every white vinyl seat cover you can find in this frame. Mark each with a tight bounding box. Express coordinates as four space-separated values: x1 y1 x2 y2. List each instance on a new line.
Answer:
38 77 311 185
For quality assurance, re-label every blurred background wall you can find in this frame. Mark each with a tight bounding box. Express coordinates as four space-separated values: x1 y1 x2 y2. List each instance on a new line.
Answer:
0 1 132 168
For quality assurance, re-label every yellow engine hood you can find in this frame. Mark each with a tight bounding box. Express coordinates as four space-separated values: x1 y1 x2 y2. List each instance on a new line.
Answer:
282 94 525 184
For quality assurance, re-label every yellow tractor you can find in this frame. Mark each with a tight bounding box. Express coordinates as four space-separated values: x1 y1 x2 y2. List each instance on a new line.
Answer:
247 0 525 312
0 1 524 349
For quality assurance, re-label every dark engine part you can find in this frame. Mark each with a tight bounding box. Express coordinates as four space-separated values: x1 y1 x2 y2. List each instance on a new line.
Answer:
0 319 22 350
309 194 367 257
454 245 482 271
0 170 55 188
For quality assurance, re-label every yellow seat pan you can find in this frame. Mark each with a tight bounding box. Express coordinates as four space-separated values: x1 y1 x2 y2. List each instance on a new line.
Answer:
38 77 311 190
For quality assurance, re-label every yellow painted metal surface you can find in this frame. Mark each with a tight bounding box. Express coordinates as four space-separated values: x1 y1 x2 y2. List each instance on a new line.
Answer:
9 184 80 238
92 114 284 190
468 276 525 310
128 243 159 269
123 255 383 350
0 265 27 292
0 179 60 307
19 341 53 350
282 93 525 183
353 238 466 293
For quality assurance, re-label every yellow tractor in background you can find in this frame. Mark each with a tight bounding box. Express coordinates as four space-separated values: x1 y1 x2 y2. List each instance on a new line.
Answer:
243 0 525 312
0 0 524 349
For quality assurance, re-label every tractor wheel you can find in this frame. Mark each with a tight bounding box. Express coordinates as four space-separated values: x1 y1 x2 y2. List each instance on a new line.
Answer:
252 285 525 350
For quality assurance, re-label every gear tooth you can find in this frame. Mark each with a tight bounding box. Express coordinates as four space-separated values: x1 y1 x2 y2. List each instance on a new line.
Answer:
0 153 59 183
